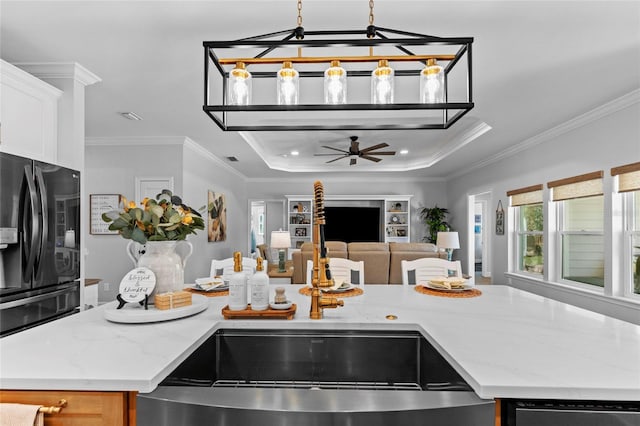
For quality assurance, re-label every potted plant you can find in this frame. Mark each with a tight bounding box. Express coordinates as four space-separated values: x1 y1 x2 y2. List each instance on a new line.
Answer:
419 205 451 243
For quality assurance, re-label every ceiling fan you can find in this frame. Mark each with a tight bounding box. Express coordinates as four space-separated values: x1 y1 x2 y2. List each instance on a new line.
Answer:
314 136 396 166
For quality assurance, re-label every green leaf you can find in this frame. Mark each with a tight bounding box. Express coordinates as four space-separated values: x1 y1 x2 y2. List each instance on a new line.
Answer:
131 227 146 244
168 212 182 224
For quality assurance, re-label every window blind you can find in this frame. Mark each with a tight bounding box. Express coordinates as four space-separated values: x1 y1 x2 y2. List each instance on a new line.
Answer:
547 171 603 201
507 184 543 206
611 161 640 193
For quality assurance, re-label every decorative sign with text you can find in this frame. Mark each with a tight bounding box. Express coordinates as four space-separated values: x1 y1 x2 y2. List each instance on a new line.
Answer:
118 267 156 304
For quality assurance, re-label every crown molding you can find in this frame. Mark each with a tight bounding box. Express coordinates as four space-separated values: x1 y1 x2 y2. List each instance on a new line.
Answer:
448 88 640 180
85 136 185 146
182 137 247 180
245 175 445 184
13 62 102 86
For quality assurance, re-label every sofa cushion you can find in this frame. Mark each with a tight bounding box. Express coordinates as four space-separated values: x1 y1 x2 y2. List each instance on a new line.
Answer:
347 243 390 284
389 242 438 252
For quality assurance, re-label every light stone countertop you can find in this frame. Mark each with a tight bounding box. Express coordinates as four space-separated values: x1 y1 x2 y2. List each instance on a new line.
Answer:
0 285 638 401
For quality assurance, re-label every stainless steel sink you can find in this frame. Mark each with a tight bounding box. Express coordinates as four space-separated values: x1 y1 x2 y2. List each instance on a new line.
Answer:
137 329 494 426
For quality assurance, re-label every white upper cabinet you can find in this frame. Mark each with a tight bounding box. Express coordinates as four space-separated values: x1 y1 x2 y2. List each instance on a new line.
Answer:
0 60 62 162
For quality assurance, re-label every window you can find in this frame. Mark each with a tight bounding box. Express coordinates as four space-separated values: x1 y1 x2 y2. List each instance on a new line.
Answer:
549 171 604 289
612 161 640 297
508 185 543 275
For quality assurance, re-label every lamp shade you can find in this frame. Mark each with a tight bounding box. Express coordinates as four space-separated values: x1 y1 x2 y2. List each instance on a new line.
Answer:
436 231 459 250
270 230 291 249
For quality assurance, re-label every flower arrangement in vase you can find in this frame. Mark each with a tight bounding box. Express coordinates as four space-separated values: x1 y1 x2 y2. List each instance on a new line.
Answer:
102 190 205 297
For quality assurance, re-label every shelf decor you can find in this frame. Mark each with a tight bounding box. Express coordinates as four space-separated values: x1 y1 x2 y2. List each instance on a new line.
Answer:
202 0 473 131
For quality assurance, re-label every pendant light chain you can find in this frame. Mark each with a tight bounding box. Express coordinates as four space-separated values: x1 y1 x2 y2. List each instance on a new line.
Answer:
297 0 303 28
367 0 376 55
369 0 375 27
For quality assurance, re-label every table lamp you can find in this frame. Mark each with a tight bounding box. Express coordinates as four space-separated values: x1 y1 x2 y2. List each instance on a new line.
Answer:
270 230 291 273
436 231 460 261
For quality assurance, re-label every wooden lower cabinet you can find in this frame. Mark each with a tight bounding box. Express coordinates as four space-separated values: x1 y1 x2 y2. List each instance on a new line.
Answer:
0 390 137 426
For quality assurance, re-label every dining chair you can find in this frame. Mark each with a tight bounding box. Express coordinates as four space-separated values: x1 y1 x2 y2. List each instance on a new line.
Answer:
400 258 463 285
210 257 259 278
306 258 365 286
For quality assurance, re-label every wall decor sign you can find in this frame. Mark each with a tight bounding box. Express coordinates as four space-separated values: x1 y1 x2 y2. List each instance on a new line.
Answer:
208 190 227 242
90 194 121 235
495 200 505 235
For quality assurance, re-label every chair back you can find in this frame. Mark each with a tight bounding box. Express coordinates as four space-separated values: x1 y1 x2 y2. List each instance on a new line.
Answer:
306 258 365 286
210 257 258 278
400 258 462 285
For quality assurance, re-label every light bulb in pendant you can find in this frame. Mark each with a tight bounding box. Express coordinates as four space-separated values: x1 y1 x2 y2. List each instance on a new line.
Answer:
420 58 444 103
228 62 252 105
277 61 299 105
371 59 394 104
324 60 347 104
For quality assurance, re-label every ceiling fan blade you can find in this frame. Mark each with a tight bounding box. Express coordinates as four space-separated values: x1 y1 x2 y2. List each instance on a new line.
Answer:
365 151 396 155
360 143 389 153
350 158 357 166
361 155 382 162
326 155 349 164
321 145 350 154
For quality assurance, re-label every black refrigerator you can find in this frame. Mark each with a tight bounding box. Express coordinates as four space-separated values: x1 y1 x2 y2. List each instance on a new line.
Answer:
0 152 81 336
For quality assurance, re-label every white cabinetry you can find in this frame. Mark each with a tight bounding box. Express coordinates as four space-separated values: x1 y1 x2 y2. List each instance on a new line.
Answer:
385 198 411 243
286 198 313 249
0 60 62 162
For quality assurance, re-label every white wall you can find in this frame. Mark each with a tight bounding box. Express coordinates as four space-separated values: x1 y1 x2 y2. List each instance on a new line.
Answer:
181 140 248 281
446 95 640 323
85 141 183 302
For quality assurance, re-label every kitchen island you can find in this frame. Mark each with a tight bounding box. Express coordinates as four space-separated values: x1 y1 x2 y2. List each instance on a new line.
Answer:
1 285 639 423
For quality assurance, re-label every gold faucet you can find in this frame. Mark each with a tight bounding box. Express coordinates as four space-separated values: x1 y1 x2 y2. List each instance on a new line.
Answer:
309 181 343 319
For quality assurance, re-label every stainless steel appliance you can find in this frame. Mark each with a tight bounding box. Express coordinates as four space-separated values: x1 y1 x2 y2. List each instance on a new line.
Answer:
138 329 495 426
0 152 80 337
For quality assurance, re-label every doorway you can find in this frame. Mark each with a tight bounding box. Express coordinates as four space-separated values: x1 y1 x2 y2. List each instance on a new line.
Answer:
468 192 491 284
248 200 285 257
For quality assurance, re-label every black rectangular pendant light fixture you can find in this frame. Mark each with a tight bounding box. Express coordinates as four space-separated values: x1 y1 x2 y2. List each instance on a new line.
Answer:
203 26 473 131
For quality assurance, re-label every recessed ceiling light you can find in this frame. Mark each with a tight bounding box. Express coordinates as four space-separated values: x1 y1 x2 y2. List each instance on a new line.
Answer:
400 149 409 155
119 111 143 121
290 150 299 156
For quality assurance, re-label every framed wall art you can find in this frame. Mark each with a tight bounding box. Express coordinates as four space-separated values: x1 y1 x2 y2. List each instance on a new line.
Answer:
90 194 121 235
495 200 505 235
208 190 227 242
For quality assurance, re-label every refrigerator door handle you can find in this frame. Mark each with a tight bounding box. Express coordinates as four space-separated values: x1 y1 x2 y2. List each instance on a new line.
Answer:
0 287 73 310
34 166 48 278
22 165 40 280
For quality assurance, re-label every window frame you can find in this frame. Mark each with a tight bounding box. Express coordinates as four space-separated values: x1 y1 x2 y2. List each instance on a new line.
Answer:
514 203 544 276
555 195 605 292
622 191 640 300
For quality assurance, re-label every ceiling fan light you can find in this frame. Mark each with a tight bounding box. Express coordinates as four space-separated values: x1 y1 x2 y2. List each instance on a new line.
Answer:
228 62 252 105
277 61 299 105
371 59 394 104
420 58 444 104
324 60 347 104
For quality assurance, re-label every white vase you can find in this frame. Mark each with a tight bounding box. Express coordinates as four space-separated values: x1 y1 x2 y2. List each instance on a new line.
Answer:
135 241 193 300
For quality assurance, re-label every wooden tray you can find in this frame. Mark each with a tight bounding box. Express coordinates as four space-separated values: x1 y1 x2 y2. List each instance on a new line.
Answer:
221 304 297 320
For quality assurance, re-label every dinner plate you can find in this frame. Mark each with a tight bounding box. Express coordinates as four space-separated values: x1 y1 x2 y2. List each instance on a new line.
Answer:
424 282 473 292
188 281 228 292
322 284 353 293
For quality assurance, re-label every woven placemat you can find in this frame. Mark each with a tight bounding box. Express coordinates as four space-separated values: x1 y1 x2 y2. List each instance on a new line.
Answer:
298 286 364 298
184 287 229 297
414 285 482 298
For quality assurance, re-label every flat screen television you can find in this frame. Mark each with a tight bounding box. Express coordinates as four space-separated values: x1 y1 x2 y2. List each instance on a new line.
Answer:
323 207 381 243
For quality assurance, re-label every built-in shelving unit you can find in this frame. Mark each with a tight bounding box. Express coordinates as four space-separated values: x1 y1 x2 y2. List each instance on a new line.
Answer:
286 195 412 244
384 198 411 243
286 198 313 249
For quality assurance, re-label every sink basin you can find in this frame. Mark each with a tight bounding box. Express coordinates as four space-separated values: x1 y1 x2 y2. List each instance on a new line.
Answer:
138 329 494 426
